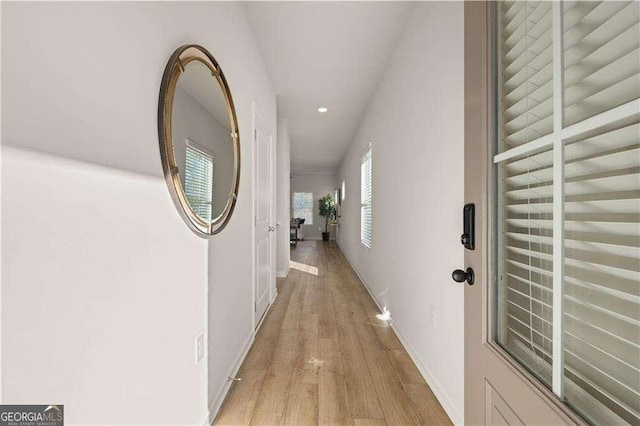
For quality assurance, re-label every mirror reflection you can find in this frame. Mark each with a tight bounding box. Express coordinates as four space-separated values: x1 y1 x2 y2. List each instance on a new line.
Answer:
172 59 234 222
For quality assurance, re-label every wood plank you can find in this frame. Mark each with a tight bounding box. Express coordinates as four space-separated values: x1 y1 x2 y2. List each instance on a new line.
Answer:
318 338 352 426
303 279 320 314
331 289 353 327
214 369 266 426
242 331 277 371
301 313 319 340
372 323 404 351
403 383 453 426
318 287 338 339
364 350 421 425
387 348 426 385
354 321 385 352
337 326 385 419
349 299 370 323
249 372 292 425
353 419 388 426
284 383 319 425
292 337 319 384
269 328 299 375
295 313 320 383
281 286 304 330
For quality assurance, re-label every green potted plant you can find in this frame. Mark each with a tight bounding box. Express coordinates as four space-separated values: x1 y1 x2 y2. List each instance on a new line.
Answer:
318 194 335 241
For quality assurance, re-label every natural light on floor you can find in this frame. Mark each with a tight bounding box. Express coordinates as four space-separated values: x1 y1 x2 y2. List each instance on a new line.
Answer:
290 260 318 276
376 306 392 322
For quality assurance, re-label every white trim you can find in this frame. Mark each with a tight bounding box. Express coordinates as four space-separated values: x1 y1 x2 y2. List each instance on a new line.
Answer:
276 267 290 278
337 243 463 425
561 99 640 143
255 293 276 333
205 331 255 425
551 1 565 398
493 133 554 164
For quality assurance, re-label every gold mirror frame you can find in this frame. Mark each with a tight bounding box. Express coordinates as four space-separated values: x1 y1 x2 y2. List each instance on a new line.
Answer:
158 44 240 236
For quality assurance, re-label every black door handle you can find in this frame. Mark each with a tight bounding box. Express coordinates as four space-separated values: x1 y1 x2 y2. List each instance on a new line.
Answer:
452 268 474 285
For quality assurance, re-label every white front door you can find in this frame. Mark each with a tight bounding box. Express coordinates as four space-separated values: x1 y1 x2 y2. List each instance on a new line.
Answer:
463 5 575 423
464 2 640 425
254 107 273 327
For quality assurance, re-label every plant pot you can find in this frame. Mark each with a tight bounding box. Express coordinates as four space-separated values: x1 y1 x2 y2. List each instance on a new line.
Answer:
322 232 330 241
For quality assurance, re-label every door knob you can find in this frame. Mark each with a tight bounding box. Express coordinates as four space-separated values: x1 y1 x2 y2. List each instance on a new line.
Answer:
268 226 275 232
452 267 474 285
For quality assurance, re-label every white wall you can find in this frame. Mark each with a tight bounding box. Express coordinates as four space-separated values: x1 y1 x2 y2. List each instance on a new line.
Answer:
290 173 337 241
336 2 465 423
1 2 276 424
276 120 291 277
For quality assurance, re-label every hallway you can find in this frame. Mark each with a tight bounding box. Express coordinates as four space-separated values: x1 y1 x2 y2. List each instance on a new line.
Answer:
214 241 451 425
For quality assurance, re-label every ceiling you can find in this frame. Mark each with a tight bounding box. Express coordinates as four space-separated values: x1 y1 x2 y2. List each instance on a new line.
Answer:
245 2 414 175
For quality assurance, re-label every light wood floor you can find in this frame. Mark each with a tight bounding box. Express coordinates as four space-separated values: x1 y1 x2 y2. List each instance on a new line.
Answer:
214 241 452 426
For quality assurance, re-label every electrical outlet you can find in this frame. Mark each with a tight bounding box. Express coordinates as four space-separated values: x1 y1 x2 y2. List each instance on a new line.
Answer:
195 331 205 364
429 304 437 328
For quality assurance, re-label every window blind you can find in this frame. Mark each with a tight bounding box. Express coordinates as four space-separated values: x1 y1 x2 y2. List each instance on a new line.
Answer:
184 144 213 222
561 1 639 423
496 1 639 424
498 0 555 389
361 147 372 248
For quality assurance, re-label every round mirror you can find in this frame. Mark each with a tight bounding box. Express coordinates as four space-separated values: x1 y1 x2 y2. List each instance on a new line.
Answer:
158 45 240 236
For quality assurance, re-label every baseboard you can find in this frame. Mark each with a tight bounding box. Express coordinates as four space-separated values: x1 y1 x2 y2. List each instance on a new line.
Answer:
206 332 255 425
336 243 464 425
391 319 464 425
276 267 290 278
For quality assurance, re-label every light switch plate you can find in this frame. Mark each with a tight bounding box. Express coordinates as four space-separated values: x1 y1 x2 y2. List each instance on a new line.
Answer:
195 331 205 364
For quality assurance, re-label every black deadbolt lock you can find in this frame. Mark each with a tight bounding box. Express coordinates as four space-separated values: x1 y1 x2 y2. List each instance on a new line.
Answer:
461 203 475 250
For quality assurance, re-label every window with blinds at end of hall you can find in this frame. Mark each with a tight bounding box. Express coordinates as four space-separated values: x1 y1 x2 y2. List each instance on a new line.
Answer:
361 147 372 248
495 1 639 425
184 145 214 222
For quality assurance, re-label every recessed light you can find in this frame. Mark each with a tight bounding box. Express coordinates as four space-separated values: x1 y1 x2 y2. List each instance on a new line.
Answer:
317 107 328 113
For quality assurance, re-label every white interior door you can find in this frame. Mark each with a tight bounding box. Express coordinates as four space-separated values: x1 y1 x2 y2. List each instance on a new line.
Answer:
254 108 272 327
